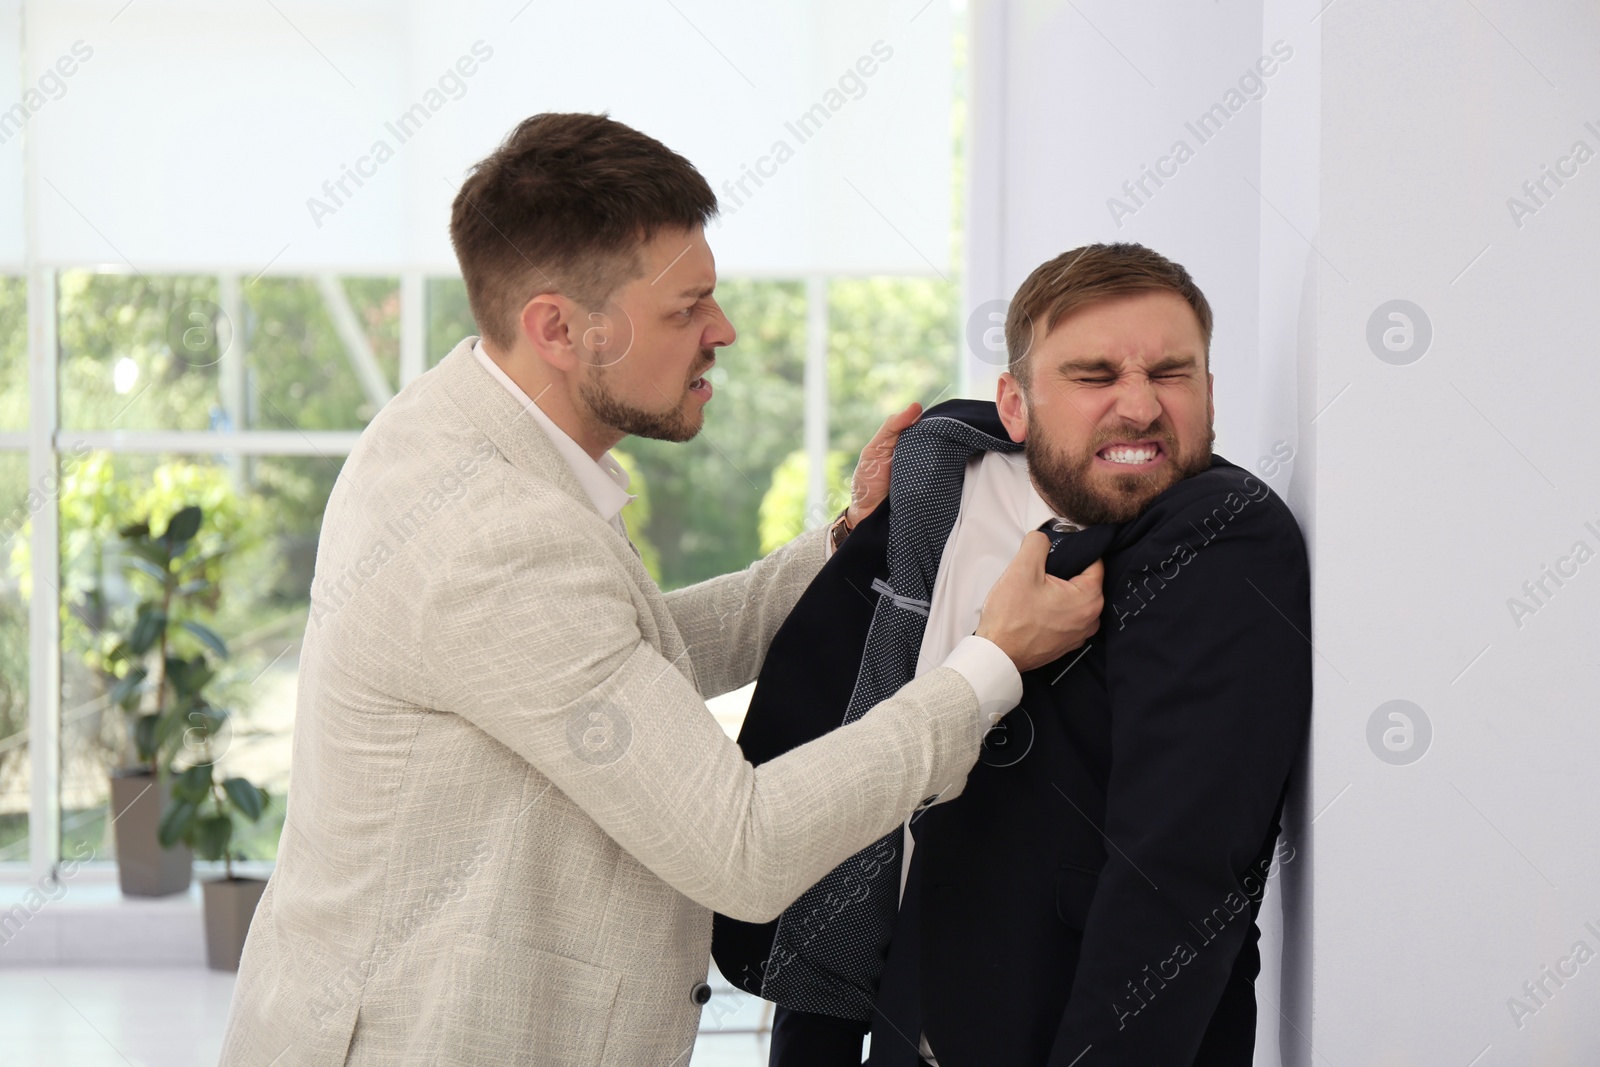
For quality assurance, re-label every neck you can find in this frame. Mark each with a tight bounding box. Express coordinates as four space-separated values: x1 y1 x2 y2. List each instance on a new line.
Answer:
482 338 623 460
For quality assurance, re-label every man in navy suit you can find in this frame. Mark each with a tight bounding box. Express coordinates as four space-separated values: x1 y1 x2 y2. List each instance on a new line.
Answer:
713 243 1311 1066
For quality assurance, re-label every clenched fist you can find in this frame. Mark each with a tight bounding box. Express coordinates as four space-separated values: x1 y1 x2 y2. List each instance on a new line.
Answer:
975 533 1105 674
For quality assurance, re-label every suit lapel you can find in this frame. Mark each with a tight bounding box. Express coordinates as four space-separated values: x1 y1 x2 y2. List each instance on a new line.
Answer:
1042 520 1119 580
433 338 689 676
435 337 594 510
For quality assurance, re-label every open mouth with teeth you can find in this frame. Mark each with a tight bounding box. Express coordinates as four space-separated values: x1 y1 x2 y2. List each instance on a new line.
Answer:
1095 441 1167 466
687 363 714 399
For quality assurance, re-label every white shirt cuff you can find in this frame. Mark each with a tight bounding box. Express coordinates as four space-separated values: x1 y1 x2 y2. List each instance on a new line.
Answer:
940 634 1022 724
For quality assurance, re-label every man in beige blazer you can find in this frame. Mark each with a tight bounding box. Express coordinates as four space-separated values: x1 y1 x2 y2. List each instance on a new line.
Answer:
220 113 1101 1066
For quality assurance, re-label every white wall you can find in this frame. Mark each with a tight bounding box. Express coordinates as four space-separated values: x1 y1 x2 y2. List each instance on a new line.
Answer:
1307 1 1600 1063
967 0 1600 1062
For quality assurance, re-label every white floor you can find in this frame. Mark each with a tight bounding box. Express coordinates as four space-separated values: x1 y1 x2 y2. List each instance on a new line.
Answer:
0 966 773 1067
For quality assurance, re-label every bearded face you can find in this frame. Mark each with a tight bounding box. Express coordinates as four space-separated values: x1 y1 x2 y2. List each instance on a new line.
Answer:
571 225 730 445
997 290 1215 526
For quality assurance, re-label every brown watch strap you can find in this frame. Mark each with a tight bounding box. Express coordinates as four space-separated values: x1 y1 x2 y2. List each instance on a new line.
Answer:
829 508 853 551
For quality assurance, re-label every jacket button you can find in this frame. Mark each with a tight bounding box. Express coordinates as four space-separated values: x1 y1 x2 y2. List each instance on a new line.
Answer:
691 982 712 1005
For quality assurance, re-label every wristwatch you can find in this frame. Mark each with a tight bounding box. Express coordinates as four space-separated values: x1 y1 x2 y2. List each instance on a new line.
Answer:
828 507 855 551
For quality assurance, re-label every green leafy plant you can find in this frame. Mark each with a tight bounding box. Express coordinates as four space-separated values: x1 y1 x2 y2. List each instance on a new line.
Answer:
160 762 269 880
108 502 273 876
106 504 231 773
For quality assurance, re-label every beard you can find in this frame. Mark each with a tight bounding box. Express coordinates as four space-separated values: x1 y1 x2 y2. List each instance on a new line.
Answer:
1026 411 1214 526
577 348 715 444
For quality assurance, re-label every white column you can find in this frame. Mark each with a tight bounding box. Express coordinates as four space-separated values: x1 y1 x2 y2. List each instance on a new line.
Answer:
969 2 1318 1062
804 275 829 524
962 0 1009 399
1302 2 1600 1062
22 0 61 879
26 265 59 882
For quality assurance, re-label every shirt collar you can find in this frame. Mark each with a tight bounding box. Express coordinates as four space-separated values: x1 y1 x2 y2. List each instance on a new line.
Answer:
996 450 1073 530
471 339 635 524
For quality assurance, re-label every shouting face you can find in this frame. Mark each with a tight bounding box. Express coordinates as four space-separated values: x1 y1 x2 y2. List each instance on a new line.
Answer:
573 225 733 443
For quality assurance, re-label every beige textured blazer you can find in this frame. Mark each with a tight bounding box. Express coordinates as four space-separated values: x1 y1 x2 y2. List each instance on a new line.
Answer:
220 338 986 1066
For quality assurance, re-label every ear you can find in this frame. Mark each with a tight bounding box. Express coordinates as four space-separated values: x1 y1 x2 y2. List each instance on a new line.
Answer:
519 293 580 372
996 371 1028 444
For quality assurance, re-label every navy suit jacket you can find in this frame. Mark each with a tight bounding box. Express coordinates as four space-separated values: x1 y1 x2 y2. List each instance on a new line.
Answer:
717 401 1311 1066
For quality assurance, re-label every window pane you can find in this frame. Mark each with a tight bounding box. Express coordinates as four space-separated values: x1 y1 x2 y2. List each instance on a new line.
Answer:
56 451 337 861
427 276 473 369
829 277 959 457
0 276 24 432
58 273 222 431
247 277 399 432
0 452 29 864
58 272 401 432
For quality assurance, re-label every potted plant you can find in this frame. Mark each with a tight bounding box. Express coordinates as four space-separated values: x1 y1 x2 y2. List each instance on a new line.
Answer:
105 504 230 896
160 754 270 970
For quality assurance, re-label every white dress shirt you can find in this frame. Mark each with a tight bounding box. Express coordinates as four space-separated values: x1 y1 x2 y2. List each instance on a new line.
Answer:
908 449 1061 1065
916 451 1059 677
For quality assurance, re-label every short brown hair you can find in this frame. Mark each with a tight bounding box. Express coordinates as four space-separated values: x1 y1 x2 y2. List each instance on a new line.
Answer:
450 112 718 351
1005 243 1213 389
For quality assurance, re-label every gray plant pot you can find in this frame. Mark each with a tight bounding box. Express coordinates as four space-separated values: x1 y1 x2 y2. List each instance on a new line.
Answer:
202 877 267 971
109 770 193 897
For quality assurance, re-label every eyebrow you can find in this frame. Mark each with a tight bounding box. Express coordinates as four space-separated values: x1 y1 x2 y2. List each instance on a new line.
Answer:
677 283 715 300
1146 354 1199 373
1056 354 1199 375
1057 358 1118 375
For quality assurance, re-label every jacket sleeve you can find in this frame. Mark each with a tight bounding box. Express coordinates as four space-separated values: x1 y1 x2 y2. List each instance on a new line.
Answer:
1049 486 1311 1066
421 493 984 924
660 526 829 700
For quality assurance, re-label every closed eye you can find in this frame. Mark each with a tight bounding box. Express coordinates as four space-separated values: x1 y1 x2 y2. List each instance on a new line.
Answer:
1074 372 1189 384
